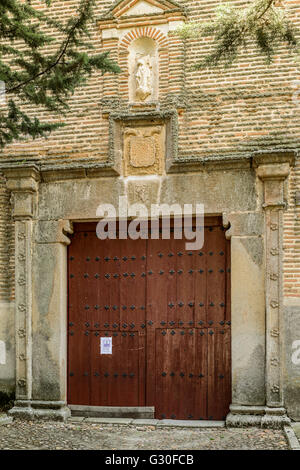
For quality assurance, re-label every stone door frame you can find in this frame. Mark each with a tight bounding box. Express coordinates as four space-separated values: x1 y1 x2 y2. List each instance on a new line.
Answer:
2 151 295 426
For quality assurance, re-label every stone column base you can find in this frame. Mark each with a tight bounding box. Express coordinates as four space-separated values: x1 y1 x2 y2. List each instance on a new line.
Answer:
8 400 71 422
261 407 291 429
226 405 291 429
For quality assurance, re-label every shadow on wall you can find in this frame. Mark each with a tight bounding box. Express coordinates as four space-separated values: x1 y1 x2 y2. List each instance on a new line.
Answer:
0 390 15 412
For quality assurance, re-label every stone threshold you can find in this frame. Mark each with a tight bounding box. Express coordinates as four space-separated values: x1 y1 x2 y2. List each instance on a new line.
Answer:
69 405 155 419
285 424 300 450
68 417 225 428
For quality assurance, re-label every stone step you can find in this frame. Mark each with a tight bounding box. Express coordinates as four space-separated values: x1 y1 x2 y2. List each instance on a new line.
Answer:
69 405 154 419
67 416 225 428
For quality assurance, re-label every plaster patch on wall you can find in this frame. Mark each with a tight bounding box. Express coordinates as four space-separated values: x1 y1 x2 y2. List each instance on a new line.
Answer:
0 340 6 365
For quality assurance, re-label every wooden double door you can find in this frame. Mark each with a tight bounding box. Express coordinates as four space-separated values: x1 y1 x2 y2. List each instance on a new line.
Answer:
68 217 231 420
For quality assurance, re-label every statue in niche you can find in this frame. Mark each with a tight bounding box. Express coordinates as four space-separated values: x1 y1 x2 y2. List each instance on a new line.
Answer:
135 55 152 101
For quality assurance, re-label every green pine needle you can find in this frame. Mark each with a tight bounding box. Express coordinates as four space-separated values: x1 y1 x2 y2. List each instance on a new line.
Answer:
0 0 120 149
175 0 298 68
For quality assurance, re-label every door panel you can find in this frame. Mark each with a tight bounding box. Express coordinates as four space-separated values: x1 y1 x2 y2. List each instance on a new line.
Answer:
207 328 231 420
68 218 231 420
90 331 142 407
154 328 208 420
68 230 147 407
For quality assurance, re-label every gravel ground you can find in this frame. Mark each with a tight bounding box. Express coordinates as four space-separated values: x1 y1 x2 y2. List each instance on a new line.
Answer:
0 419 289 450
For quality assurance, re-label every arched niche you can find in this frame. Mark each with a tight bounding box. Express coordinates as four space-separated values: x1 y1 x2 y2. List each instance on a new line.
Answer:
128 37 159 103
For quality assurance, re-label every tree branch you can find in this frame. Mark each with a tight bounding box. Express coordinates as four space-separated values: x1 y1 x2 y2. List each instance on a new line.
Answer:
6 18 79 95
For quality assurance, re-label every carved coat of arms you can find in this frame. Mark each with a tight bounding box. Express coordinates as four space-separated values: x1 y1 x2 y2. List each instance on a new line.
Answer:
123 125 164 175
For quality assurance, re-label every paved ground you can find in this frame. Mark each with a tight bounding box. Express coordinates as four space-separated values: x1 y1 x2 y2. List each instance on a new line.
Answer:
0 419 289 450
291 423 300 448
292 423 300 440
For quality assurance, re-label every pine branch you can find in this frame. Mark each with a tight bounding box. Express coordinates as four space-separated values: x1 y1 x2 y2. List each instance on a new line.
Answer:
0 0 120 149
176 0 298 68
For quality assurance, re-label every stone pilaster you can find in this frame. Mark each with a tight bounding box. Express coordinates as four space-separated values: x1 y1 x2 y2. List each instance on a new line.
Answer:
223 212 266 427
3 167 39 417
256 163 291 428
3 171 73 420
31 219 73 420
225 151 295 428
14 220 33 402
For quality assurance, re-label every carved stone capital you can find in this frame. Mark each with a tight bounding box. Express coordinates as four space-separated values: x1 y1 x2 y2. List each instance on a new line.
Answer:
256 163 290 182
11 192 37 220
4 167 40 192
253 150 295 168
256 164 289 209
3 166 40 219
255 152 295 210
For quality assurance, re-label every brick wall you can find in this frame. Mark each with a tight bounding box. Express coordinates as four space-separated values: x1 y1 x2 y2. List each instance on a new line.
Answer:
0 0 299 297
0 175 14 301
284 159 300 297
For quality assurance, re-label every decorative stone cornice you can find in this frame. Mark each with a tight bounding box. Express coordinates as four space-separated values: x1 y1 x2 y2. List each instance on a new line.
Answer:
0 160 119 182
3 166 40 193
257 163 290 210
256 163 290 182
168 155 252 173
255 154 294 210
253 150 296 168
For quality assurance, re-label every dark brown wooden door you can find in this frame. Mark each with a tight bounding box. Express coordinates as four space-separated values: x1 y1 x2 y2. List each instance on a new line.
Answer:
68 217 231 420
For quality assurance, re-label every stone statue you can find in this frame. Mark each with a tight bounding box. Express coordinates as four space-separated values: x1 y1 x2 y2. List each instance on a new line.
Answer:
135 55 152 101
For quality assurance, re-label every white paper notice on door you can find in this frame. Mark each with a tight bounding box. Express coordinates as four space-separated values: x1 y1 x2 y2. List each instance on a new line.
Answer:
100 337 112 355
